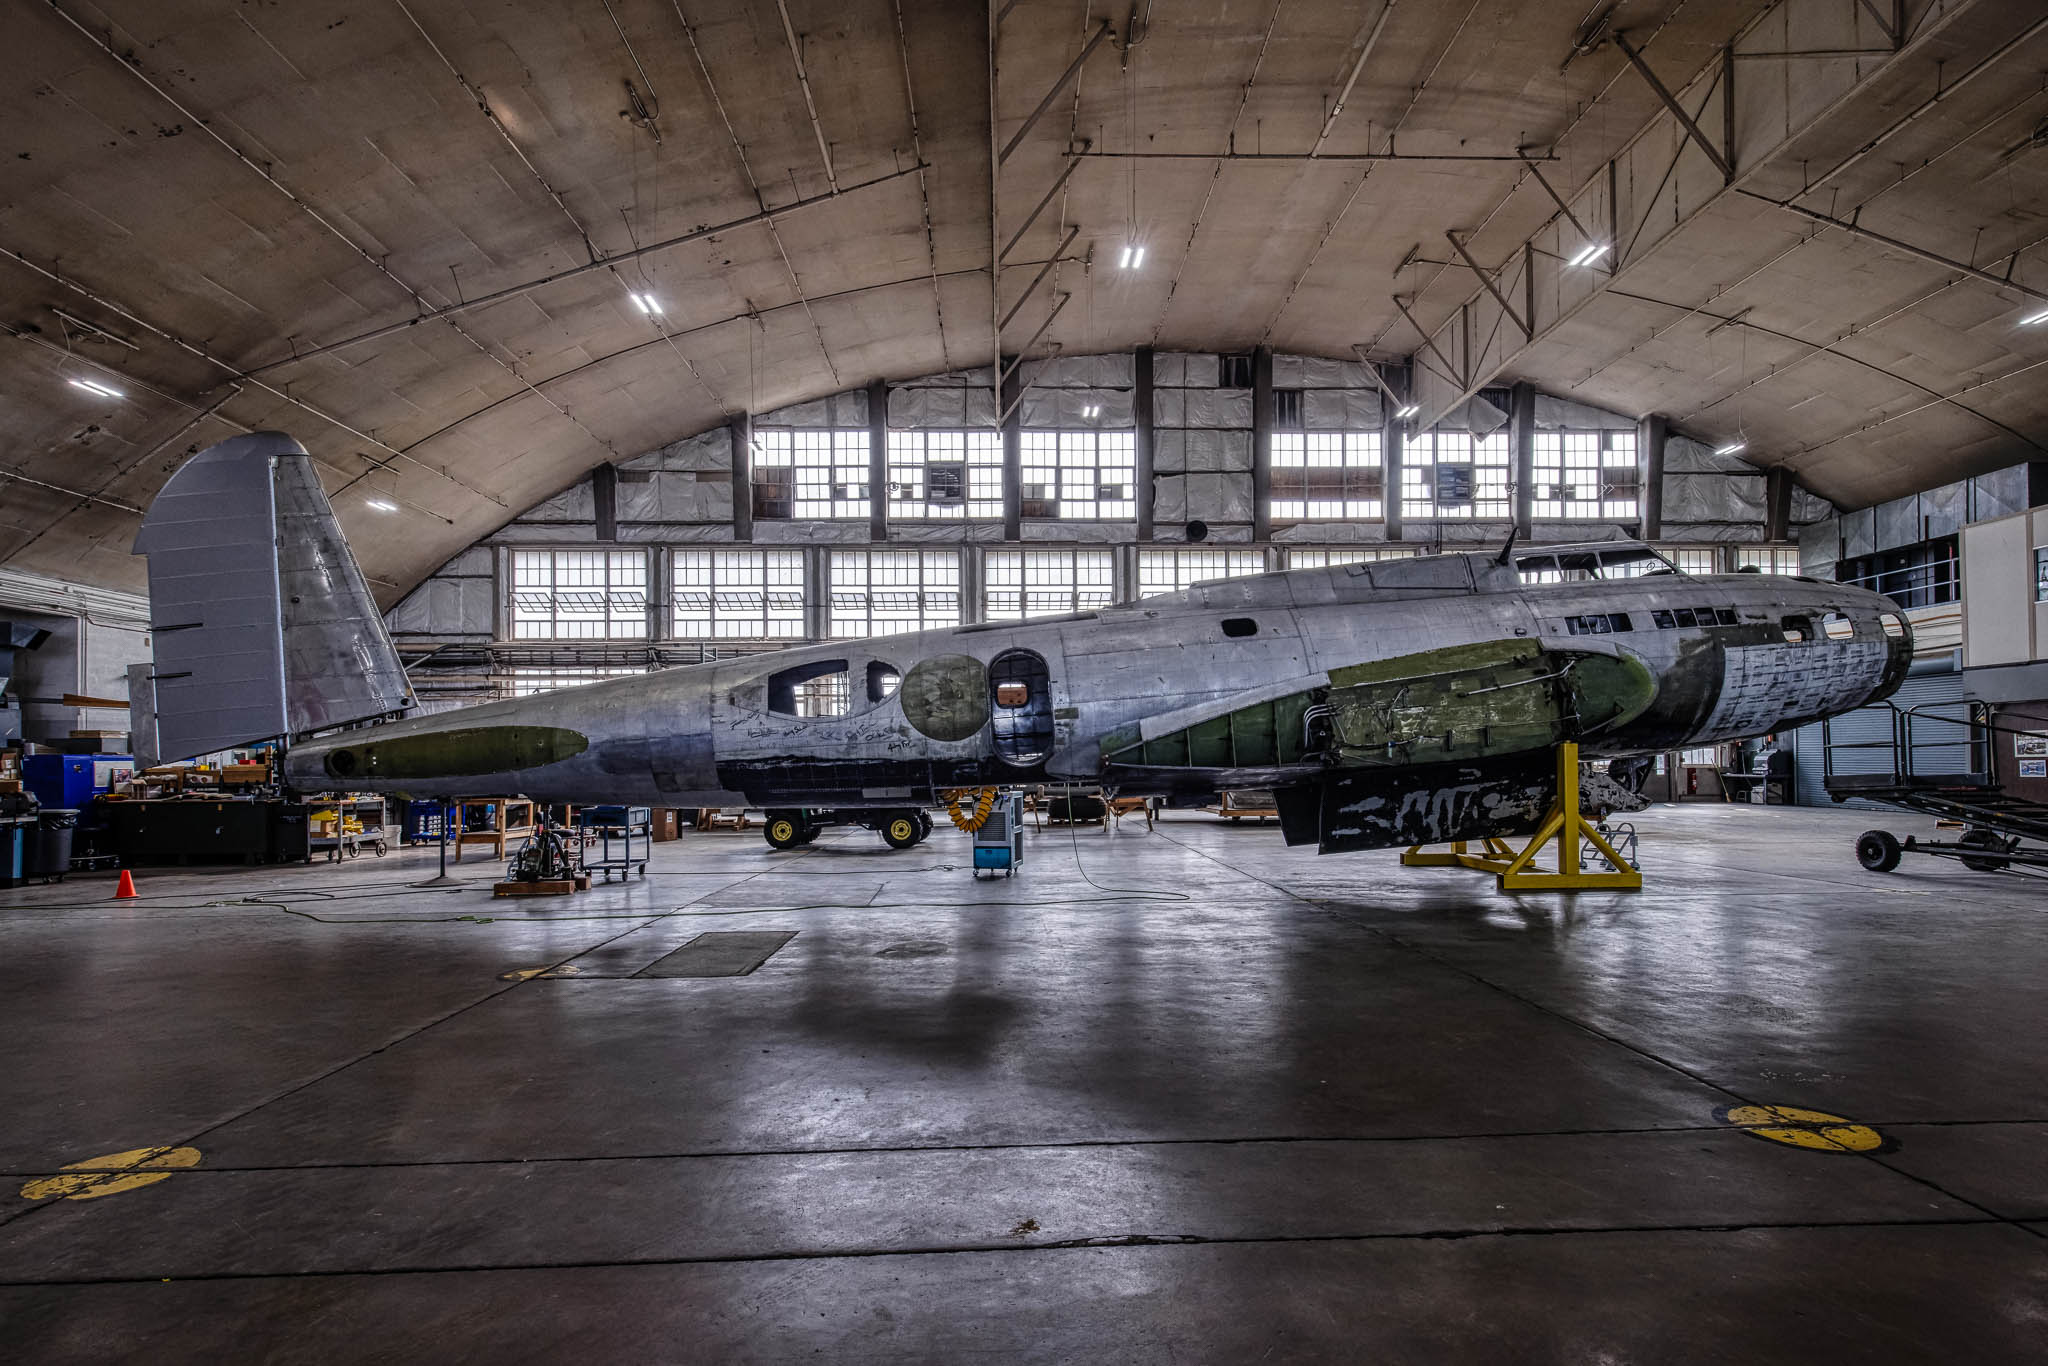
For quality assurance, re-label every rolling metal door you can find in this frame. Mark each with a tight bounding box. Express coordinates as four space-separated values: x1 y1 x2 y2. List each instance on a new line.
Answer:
1787 669 1964 808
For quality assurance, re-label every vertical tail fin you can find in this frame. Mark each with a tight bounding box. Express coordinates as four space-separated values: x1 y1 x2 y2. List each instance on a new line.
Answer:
131 431 412 762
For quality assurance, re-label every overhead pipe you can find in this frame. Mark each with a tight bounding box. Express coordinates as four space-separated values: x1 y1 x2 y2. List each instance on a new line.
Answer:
998 225 1080 332
999 22 1114 163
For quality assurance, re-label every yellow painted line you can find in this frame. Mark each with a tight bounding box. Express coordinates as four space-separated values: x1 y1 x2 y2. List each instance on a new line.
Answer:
19 1145 202 1201
1721 1104 1888 1154
499 965 582 981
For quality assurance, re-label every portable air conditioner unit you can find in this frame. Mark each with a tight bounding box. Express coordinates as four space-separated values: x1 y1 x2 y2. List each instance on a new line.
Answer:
972 791 1025 879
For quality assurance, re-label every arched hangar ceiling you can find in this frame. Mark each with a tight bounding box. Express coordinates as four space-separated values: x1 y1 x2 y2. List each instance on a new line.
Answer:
2 0 2046 601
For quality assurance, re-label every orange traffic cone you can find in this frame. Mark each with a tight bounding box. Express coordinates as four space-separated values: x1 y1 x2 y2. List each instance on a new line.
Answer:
114 870 138 900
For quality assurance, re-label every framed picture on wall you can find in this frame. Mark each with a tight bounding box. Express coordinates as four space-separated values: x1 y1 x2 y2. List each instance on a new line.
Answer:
2015 734 2048 758
2021 759 2046 779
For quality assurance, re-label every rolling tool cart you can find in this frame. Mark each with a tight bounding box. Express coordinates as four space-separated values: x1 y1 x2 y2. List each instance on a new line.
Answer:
578 804 651 881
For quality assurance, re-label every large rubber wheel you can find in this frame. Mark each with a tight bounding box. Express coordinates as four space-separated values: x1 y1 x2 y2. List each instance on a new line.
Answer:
1856 830 1902 873
915 812 933 841
764 814 807 850
881 814 921 850
795 824 822 845
1958 828 2010 873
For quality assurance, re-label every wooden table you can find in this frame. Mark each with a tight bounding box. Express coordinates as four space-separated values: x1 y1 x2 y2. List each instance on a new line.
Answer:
453 798 536 862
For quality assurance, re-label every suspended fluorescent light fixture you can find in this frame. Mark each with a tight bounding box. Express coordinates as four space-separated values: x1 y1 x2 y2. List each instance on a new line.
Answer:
1118 244 1145 269
629 292 663 315
1715 440 1748 456
68 377 123 399
1567 241 1612 268
1082 404 1101 418
364 497 399 512
1394 403 1420 419
2021 307 2048 325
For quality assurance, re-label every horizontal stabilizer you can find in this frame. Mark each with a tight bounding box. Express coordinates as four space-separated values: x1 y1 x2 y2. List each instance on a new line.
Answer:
131 431 411 762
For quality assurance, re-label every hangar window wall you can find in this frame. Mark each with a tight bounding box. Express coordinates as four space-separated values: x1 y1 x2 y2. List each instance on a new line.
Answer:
1285 547 1417 569
984 549 1115 620
1269 433 1383 521
829 550 962 637
1401 431 1512 520
1138 549 1268 598
1532 430 1638 519
1737 546 1802 575
751 430 870 520
1020 431 1137 520
886 430 1003 519
507 666 646 697
673 550 806 638
510 550 647 641
1669 547 1720 575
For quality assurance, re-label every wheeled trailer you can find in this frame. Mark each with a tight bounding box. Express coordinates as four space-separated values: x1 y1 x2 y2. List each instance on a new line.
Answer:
1824 701 2048 875
760 807 933 851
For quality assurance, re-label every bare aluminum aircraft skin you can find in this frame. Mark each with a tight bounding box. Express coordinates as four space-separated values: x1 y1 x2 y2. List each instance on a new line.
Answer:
281 543 1909 854
131 434 1908 856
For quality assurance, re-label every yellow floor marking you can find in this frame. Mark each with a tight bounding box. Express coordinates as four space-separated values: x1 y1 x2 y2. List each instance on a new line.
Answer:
19 1146 202 1201
501 965 582 981
1722 1105 1887 1153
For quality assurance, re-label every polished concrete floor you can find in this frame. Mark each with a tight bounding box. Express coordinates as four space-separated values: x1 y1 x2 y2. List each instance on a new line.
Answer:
1 803 2044 1362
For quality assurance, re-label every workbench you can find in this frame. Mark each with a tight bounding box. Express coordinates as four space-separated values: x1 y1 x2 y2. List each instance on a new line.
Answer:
104 798 313 866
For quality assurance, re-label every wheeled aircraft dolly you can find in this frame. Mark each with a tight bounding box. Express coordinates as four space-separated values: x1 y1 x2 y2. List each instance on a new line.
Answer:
762 807 933 851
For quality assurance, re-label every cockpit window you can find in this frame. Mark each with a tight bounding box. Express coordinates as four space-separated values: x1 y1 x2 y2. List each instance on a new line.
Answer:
1516 545 1676 584
867 662 900 704
1878 611 1906 639
1781 616 1814 644
1821 613 1854 641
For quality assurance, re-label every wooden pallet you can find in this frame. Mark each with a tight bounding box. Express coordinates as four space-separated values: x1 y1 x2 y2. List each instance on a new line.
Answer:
491 874 590 898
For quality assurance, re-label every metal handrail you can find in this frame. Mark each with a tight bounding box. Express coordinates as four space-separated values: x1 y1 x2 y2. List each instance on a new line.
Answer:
1822 699 1993 785
1836 556 1957 609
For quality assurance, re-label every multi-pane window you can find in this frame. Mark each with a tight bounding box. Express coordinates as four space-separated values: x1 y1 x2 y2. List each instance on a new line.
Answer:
829 549 962 637
1270 433 1384 521
506 666 645 697
1285 547 1418 569
1668 546 1720 575
1401 431 1512 519
1020 430 1136 519
510 550 647 640
984 549 1115 620
672 549 806 638
751 429 870 519
1532 430 1638 519
1737 545 1802 575
886 430 1003 519
1137 549 1267 598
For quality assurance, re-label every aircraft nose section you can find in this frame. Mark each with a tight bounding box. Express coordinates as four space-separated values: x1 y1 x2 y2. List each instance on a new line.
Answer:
1840 585 1913 706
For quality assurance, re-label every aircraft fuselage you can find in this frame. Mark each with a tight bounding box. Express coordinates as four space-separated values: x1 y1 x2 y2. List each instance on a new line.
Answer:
285 548 1910 821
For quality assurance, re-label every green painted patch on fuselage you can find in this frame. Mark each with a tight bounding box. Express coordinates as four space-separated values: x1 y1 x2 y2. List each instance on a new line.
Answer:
1327 641 1656 768
321 726 590 781
1105 641 1658 773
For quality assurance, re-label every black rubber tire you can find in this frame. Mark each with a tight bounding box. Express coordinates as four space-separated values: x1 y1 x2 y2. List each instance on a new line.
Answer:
795 824 822 845
915 812 933 840
1855 830 1902 873
763 814 806 850
1958 828 2010 873
881 814 921 850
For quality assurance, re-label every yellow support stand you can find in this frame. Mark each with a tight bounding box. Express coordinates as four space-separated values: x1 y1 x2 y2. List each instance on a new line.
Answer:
1400 742 1642 891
